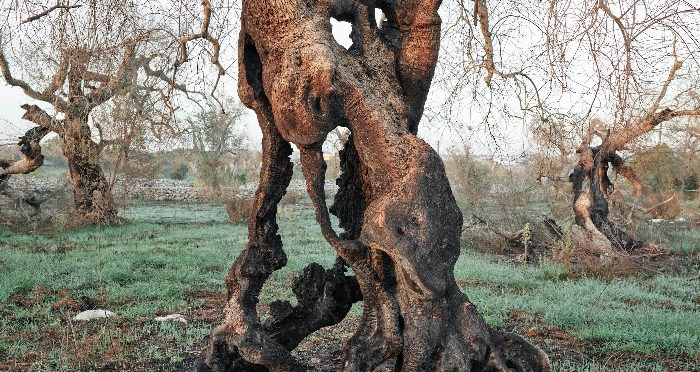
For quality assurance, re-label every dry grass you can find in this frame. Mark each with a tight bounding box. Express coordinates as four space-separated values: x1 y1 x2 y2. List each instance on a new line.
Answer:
225 198 254 225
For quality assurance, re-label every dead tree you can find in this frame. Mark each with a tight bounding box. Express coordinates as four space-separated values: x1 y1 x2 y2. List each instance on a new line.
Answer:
571 109 699 254
198 0 550 370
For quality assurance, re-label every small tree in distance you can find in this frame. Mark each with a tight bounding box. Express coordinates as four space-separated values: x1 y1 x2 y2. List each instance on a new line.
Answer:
188 99 246 198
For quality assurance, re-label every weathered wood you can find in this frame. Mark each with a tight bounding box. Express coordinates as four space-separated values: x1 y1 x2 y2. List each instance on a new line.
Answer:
200 0 551 370
0 126 51 215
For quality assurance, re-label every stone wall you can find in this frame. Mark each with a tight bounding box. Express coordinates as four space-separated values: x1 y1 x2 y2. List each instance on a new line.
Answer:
5 177 339 202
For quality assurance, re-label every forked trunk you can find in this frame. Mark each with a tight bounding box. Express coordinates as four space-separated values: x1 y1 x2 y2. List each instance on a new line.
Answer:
569 146 642 254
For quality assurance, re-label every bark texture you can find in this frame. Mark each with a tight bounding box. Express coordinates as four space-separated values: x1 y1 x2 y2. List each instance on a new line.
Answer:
200 0 550 370
0 126 51 214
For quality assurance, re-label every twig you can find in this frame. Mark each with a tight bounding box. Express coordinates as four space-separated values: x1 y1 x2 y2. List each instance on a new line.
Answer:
629 196 677 213
173 0 226 110
22 5 83 24
472 215 524 243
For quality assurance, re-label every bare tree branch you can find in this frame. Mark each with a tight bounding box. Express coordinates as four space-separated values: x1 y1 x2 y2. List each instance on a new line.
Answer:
0 42 69 112
472 215 524 243
22 4 83 24
473 0 544 111
85 43 138 108
174 0 225 109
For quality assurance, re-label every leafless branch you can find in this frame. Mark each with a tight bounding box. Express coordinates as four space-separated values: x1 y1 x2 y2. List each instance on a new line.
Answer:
22 4 83 24
472 215 524 243
0 42 68 112
174 0 225 109
473 0 544 112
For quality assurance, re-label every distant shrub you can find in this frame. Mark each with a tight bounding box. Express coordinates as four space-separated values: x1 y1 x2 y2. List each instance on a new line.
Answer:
170 162 189 180
631 144 697 194
282 190 303 205
226 198 254 225
444 146 491 211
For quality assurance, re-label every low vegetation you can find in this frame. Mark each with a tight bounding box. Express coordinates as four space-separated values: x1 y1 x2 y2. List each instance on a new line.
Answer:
1 196 698 371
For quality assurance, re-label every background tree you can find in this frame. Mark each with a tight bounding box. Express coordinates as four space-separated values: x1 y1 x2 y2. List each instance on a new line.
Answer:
436 0 700 254
188 99 246 198
0 0 232 222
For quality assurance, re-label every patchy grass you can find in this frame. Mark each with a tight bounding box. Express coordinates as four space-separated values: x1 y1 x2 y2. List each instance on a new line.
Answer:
1 200 699 371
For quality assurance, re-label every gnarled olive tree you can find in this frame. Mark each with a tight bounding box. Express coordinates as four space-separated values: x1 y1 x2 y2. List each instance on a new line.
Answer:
0 1 227 223
198 0 550 371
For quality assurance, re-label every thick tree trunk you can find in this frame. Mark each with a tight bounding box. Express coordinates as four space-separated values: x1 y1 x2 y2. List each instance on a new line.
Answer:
200 0 550 370
61 118 118 222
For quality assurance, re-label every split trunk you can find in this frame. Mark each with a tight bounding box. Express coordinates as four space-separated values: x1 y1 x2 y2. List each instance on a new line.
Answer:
199 0 550 371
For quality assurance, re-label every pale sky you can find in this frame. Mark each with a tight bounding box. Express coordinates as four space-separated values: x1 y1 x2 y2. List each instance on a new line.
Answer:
0 19 454 156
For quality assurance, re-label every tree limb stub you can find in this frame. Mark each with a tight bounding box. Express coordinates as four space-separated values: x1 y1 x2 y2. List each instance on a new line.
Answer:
20 105 64 133
0 126 51 215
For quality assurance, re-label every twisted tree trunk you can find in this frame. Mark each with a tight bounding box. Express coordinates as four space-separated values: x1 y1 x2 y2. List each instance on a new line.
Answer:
18 105 118 223
199 0 550 370
61 117 117 222
570 107 700 254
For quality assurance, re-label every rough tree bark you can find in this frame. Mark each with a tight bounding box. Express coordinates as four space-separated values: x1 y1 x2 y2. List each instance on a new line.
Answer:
198 0 550 371
18 104 118 222
0 126 51 214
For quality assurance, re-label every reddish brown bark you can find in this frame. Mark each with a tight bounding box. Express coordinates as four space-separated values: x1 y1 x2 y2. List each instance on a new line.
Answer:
199 0 550 370
62 118 117 221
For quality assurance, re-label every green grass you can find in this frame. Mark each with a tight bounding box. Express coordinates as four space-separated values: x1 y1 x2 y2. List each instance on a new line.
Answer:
1 199 699 370
455 252 700 355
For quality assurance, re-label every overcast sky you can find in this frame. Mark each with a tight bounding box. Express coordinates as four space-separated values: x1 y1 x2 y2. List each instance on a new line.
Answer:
0 18 457 157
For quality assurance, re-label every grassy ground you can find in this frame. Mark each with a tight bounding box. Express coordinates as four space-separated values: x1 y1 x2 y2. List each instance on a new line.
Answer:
1 199 699 371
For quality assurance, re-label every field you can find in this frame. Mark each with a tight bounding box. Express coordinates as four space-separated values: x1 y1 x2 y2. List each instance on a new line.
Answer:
1 198 699 371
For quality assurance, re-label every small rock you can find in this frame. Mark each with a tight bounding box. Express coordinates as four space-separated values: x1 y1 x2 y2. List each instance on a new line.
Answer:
154 314 187 324
649 219 664 223
73 309 116 321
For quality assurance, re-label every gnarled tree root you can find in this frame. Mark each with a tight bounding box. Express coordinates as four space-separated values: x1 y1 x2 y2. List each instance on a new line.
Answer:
197 259 362 372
